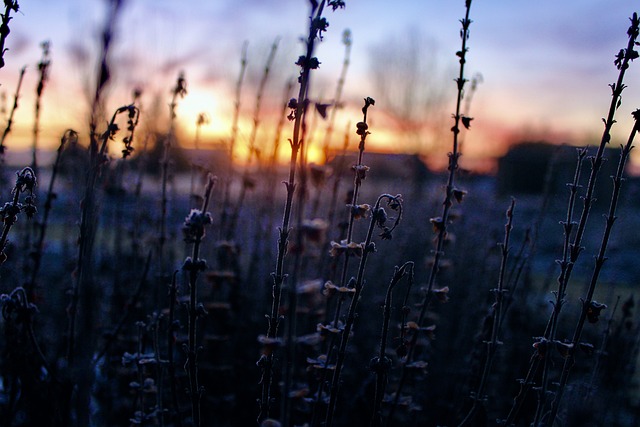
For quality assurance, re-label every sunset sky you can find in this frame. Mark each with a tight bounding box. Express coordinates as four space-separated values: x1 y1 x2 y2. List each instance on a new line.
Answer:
0 0 639 171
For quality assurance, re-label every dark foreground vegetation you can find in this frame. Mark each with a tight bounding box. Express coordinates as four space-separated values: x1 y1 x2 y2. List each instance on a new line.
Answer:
0 1 639 426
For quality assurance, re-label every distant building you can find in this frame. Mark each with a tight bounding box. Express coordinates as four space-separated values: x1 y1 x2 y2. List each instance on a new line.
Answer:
329 151 432 184
497 141 621 202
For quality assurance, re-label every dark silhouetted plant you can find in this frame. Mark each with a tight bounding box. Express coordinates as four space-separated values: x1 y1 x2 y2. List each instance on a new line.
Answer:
389 1 473 422
504 14 640 425
26 129 77 297
544 109 640 427
257 0 344 421
0 167 37 265
458 198 515 426
0 1 20 69
0 66 25 157
182 174 216 427
30 40 50 173
371 261 414 427
325 192 403 427
220 42 248 235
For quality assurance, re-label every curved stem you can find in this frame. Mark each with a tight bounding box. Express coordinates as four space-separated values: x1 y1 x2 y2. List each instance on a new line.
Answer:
325 193 403 427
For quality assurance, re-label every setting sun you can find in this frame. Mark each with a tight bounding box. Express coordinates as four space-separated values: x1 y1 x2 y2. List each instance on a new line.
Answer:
176 87 230 147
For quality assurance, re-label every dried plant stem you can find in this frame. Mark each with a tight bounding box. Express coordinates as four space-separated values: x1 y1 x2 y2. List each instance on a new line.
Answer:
167 271 183 427
371 261 414 427
92 251 152 365
220 42 248 235
157 73 186 305
498 227 531 331
61 4 123 423
31 40 50 173
257 2 329 421
0 66 26 157
190 113 209 206
151 313 165 427
458 72 482 155
184 175 216 427
131 135 149 258
134 322 146 426
325 193 403 427
458 198 515 427
67 104 138 365
312 100 373 426
0 1 19 69
544 112 640 427
504 15 639 424
26 129 76 297
389 2 473 421
585 295 620 401
247 80 295 288
319 121 350 280
263 78 294 241
0 167 36 263
321 29 351 164
227 39 279 241
281 105 311 427
531 148 586 424
66 106 137 426
332 98 374 327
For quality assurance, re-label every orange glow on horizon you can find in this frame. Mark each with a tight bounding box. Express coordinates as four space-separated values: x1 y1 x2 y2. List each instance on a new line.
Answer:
176 88 231 147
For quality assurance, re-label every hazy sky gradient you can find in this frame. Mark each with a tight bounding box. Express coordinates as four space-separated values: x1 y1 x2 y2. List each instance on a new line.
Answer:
1 0 639 170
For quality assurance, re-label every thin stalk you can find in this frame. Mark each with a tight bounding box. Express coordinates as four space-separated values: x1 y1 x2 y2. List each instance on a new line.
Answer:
319 121 350 280
545 111 640 427
227 38 279 241
585 295 620 401
26 129 76 297
31 40 50 174
66 103 138 425
389 2 473 421
92 251 152 365
0 167 36 263
497 228 531 332
458 198 515 427
134 322 146 427
312 100 373 427
220 42 248 235
157 73 187 306
504 14 639 424
257 1 330 421
167 271 183 427
262 78 294 249
281 91 311 427
66 104 138 365
371 262 414 427
184 175 216 427
0 66 26 156
190 112 209 207
61 3 122 422
458 72 482 155
332 97 375 327
531 148 587 425
321 28 351 165
0 1 19 69
325 193 403 427
151 313 165 427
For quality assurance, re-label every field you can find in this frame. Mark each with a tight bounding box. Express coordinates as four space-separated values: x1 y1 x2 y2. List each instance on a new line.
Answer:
0 1 639 426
